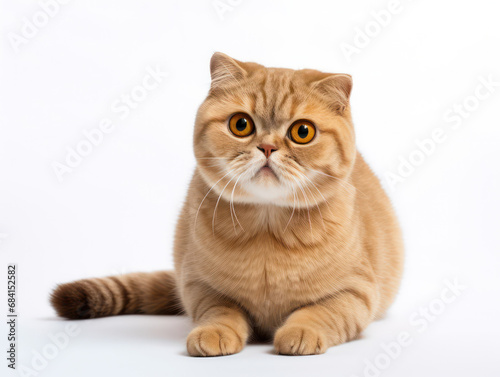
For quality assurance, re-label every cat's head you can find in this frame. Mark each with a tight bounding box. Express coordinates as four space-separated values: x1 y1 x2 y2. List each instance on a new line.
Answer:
194 52 356 207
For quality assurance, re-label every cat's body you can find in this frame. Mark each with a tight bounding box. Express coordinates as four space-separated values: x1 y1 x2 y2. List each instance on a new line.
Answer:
176 156 402 339
51 53 403 356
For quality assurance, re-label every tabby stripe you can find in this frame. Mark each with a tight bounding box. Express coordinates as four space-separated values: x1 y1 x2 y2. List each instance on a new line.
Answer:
260 76 268 109
278 91 290 110
109 276 130 315
345 287 373 314
193 297 218 322
99 278 117 315
218 322 244 348
288 97 299 119
201 117 227 129
86 280 107 316
249 92 258 114
127 278 142 313
342 313 356 340
321 128 348 164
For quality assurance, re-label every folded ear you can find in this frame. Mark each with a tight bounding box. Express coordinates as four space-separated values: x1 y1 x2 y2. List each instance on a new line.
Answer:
210 52 247 88
312 73 353 113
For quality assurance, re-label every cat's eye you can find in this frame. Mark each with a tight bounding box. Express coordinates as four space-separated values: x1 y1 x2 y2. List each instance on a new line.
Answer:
228 113 255 137
289 120 316 144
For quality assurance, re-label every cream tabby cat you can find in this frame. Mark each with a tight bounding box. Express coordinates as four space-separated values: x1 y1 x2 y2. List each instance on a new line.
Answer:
51 52 403 356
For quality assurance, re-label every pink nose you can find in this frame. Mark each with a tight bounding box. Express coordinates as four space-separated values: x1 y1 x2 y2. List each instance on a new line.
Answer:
257 144 278 158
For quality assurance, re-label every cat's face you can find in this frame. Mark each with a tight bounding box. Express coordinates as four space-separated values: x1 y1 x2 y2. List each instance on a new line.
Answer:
194 53 356 208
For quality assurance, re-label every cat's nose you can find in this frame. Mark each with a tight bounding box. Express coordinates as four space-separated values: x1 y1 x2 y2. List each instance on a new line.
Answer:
257 144 278 158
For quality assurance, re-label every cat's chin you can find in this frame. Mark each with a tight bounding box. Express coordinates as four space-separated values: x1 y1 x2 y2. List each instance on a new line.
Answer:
240 180 291 206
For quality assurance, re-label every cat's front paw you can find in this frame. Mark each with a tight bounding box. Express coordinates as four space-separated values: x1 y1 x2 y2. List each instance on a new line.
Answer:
274 324 327 355
186 324 244 357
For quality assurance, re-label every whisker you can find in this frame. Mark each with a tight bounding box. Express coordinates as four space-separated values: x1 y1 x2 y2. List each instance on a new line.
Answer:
297 171 334 217
229 172 245 233
304 167 366 197
197 162 225 168
295 171 326 231
212 173 238 235
291 176 313 235
197 157 228 160
284 186 297 233
194 169 234 229
229 163 258 233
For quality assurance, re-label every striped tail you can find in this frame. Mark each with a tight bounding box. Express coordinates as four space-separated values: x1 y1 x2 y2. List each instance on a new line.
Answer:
50 271 182 319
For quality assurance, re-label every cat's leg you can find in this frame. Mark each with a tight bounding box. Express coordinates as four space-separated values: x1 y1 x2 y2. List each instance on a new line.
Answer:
183 281 251 357
274 281 379 355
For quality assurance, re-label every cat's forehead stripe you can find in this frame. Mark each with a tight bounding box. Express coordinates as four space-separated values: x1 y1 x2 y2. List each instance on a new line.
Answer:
249 71 301 128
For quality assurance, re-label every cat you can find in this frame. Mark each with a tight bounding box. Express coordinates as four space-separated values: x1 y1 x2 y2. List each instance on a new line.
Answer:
50 52 404 356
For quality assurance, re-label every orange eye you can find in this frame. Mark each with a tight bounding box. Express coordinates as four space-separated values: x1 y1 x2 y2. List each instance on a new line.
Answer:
229 113 255 137
289 120 316 144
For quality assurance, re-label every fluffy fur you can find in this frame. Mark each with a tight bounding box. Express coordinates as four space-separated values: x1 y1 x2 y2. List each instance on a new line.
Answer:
51 53 404 356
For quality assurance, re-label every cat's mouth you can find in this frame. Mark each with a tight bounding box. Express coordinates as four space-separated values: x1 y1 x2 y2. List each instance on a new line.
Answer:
257 162 278 180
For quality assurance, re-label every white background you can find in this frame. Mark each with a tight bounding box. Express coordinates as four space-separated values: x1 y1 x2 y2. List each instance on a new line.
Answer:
1 0 499 376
